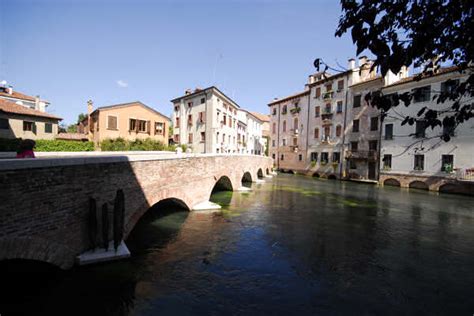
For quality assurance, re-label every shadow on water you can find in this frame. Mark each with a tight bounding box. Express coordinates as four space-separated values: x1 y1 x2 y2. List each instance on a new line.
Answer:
0 199 189 316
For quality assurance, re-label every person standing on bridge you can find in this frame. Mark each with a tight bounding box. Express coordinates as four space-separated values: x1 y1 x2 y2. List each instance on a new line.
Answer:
16 139 36 159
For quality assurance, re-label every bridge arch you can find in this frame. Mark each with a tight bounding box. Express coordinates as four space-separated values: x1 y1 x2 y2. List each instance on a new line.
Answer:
384 178 401 187
328 174 337 180
438 183 459 194
257 168 264 179
266 168 270 175
312 172 320 178
409 180 429 190
211 175 234 193
0 237 75 269
241 172 252 185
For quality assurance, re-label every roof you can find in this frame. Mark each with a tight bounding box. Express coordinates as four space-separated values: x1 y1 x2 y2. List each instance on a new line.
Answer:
170 86 241 109
249 111 270 122
55 133 89 141
0 98 62 120
349 76 383 88
92 101 170 121
0 89 49 103
382 66 461 89
306 70 352 87
268 90 309 106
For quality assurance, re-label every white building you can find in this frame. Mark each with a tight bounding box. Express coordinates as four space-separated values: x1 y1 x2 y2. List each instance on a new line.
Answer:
0 81 50 112
380 67 474 190
171 86 264 154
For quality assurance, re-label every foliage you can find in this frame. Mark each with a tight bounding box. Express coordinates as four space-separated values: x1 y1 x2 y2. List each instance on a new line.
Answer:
35 139 94 152
0 138 94 152
336 0 474 141
77 113 87 124
100 138 175 151
67 124 78 133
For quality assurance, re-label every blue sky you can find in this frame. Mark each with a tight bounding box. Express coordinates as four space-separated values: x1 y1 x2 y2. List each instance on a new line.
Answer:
1 0 357 125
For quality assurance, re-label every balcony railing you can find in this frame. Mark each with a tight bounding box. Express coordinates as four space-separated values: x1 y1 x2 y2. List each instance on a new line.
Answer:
347 150 378 160
291 128 299 135
321 135 330 143
457 168 474 181
323 91 334 100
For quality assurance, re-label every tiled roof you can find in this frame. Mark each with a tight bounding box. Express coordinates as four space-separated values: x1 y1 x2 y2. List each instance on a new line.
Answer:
55 133 89 141
268 90 310 106
249 111 270 122
93 101 170 121
0 98 62 120
383 66 461 89
0 90 49 103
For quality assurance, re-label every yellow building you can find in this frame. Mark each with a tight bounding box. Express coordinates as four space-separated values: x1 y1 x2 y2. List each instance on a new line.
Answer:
79 101 170 145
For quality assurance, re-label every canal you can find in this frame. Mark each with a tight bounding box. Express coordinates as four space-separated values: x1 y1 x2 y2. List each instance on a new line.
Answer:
1 174 473 315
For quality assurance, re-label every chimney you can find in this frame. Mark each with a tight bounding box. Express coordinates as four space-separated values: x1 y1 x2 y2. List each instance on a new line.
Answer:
87 100 93 116
348 58 355 70
399 66 409 78
358 56 367 67
185 89 192 95
7 86 13 95
35 95 40 111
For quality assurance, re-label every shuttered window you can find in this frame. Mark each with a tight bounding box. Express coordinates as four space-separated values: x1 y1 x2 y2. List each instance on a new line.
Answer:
107 116 118 130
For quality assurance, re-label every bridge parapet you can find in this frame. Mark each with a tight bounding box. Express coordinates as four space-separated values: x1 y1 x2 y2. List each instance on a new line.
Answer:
0 154 272 269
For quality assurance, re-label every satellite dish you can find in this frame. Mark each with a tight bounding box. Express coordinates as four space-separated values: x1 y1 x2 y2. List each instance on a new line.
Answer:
313 58 320 71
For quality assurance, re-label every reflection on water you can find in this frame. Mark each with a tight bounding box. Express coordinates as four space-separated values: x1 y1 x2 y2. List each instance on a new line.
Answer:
1 174 474 315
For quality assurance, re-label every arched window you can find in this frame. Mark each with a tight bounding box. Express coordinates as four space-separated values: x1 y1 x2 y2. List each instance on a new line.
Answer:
272 123 276 134
294 118 298 130
336 125 342 137
314 128 319 139
283 120 287 132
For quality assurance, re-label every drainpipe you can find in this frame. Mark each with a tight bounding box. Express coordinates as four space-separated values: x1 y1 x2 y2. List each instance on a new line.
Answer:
377 112 384 181
203 91 208 154
305 89 311 172
340 89 349 179
276 103 281 169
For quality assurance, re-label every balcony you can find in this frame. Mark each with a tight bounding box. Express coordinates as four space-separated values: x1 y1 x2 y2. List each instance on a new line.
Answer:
347 150 378 160
291 128 299 136
321 135 330 143
290 145 299 152
321 108 333 121
290 107 301 115
323 91 334 100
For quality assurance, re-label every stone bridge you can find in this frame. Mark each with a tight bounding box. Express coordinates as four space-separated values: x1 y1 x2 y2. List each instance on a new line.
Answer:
0 153 273 269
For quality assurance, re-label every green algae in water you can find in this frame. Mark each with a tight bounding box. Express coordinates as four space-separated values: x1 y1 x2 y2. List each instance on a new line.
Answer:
210 191 233 206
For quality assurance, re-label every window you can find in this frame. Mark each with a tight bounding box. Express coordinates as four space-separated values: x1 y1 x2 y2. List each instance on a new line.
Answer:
282 138 286 146
321 152 329 164
333 152 340 163
44 123 52 133
23 121 34 131
222 133 225 143
174 105 180 111
315 87 321 98
352 119 359 132
272 153 276 159
282 105 287 114
353 95 361 108
413 85 431 103
155 122 164 135
272 123 276 134
272 140 276 147
350 160 357 169
415 120 426 138
272 108 277 115
385 124 393 140
293 137 298 146
414 154 424 170
293 118 298 130
201 98 205 104
201 132 205 142
298 154 302 161
315 106 320 117
370 117 378 131
310 152 318 162
129 119 137 131
441 79 459 94
174 134 180 142
223 115 226 125
383 154 392 169
325 83 332 92
187 101 193 107
199 112 204 123
323 126 330 139
0 118 8 129
337 80 344 91
369 140 378 151
107 115 118 130
216 132 219 142
351 141 358 152
314 128 319 139
175 117 180 127
441 155 454 172
188 133 193 143
336 125 342 137
188 114 193 125
138 120 148 132
324 103 331 114
336 101 343 113
283 120 286 132
281 154 284 161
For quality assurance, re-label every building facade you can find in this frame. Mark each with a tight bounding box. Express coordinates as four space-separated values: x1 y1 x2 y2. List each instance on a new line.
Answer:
80 101 170 145
0 84 61 140
379 67 474 193
171 86 265 154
